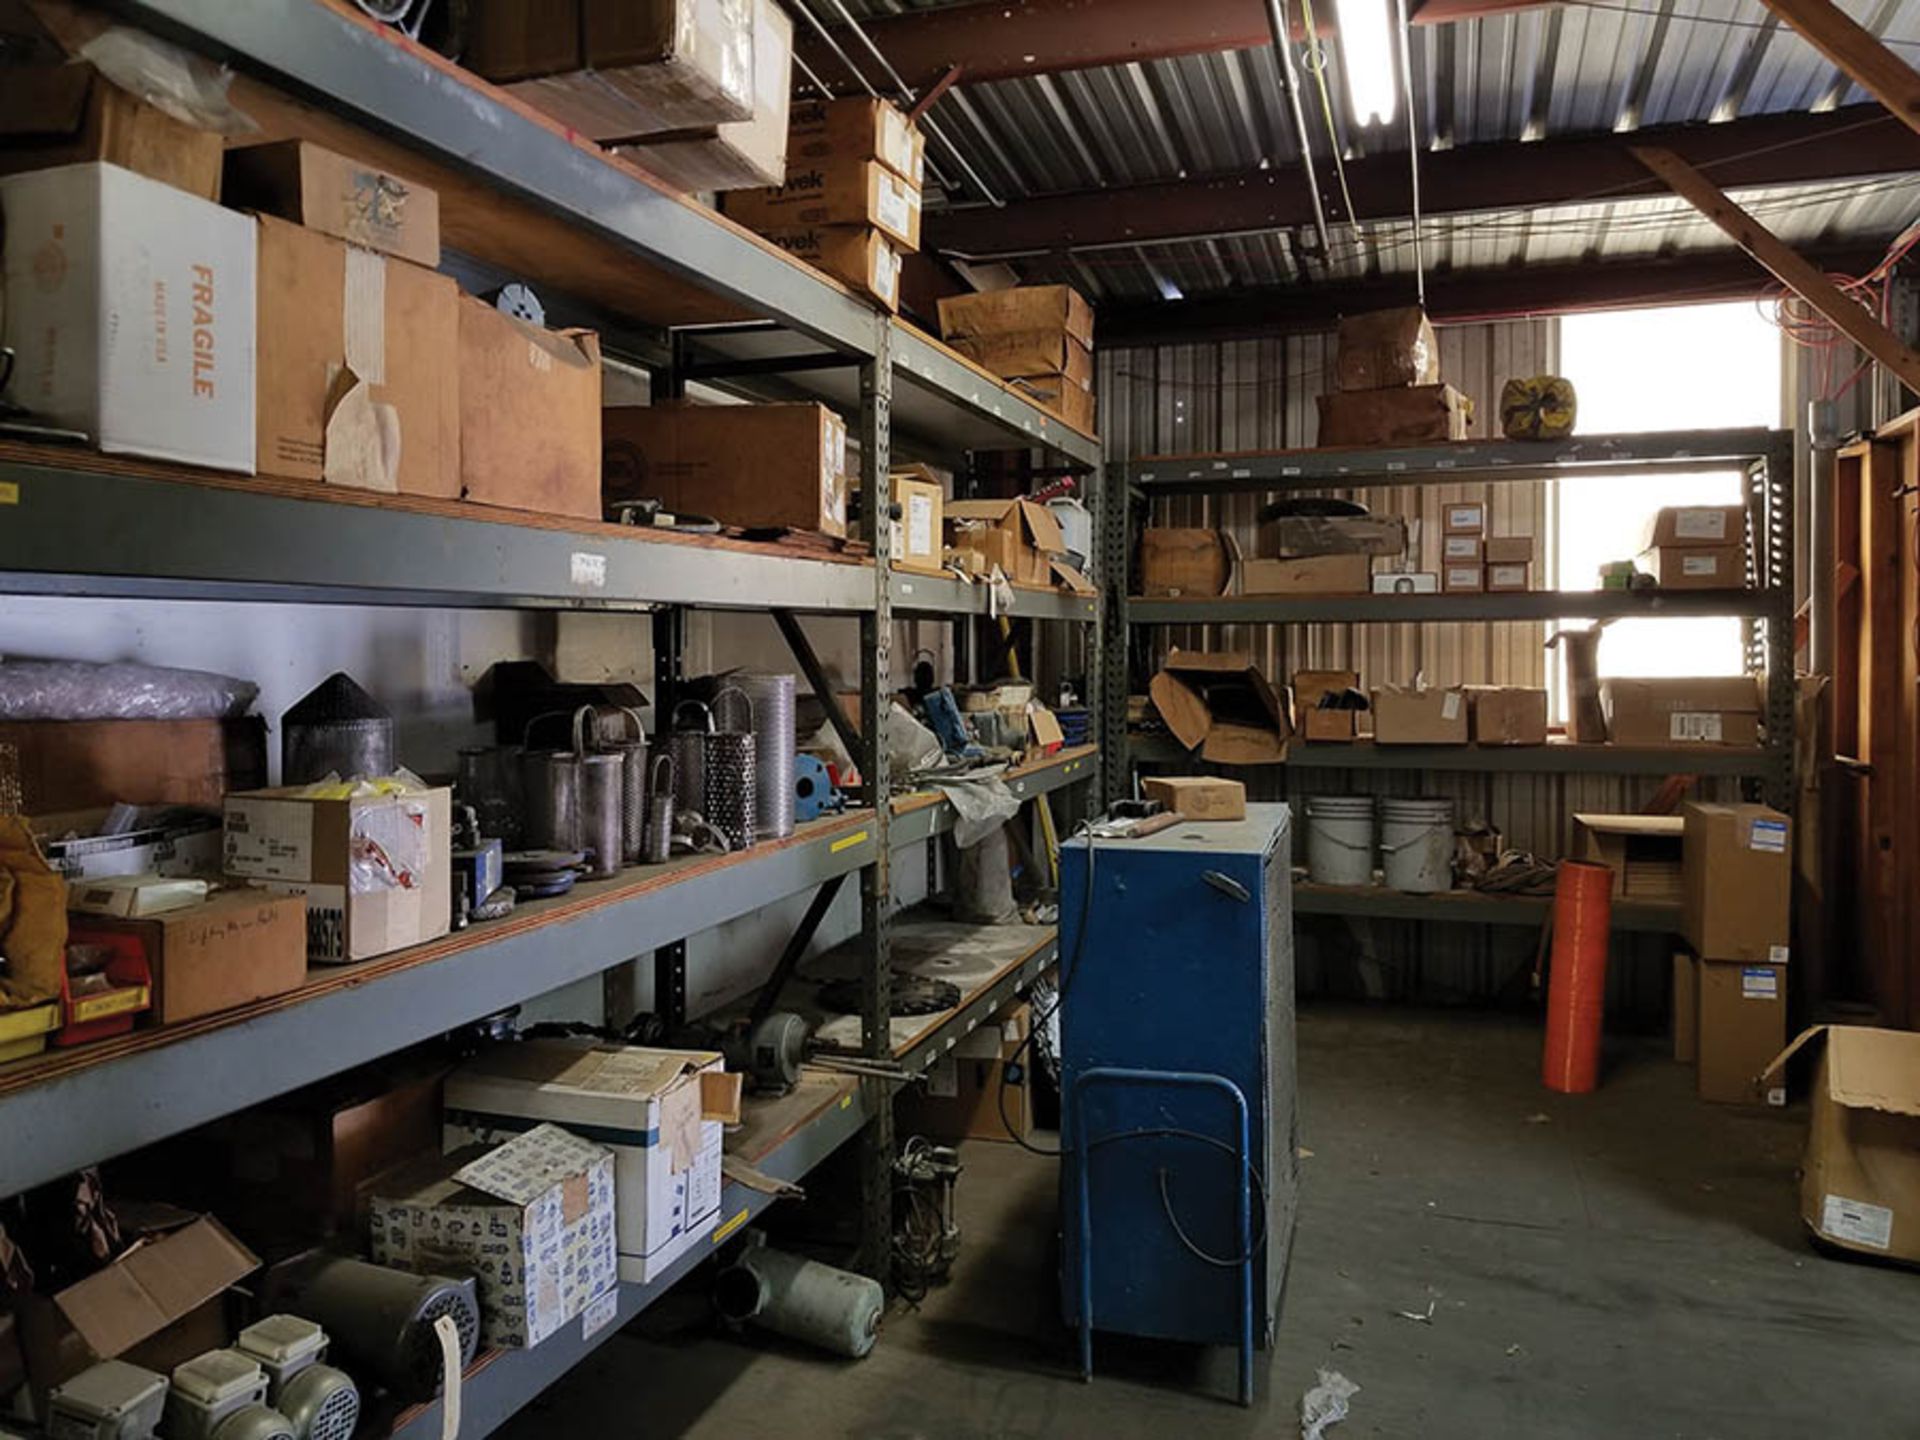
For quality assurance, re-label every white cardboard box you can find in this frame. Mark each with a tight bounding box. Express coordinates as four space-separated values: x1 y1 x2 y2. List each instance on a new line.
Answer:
0 162 256 472
445 1041 739 1283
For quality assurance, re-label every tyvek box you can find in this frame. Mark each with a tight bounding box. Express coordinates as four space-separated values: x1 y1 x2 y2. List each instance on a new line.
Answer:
445 1041 739 1283
0 162 255 472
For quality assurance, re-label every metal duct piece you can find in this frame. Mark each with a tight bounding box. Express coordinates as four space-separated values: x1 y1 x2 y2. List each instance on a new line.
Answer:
595 706 650 864
737 673 796 840
644 752 677 863
577 753 624 879
716 1239 884 1358
705 687 757 853
456 745 525 848
280 673 393 785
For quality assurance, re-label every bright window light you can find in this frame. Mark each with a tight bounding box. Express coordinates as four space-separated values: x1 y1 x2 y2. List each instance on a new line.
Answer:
1334 0 1398 127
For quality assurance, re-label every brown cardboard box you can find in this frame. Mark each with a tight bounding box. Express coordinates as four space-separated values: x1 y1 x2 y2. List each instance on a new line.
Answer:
946 499 1067 588
1334 306 1439 391
16 1214 257 1394
1294 669 1361 742
1574 814 1684 900
1242 553 1371 595
224 140 440 267
1443 501 1487 535
1484 535 1536 564
603 402 848 536
787 96 925 186
1140 528 1228 598
1486 562 1531 592
895 1002 1032 1143
254 215 459 497
68 890 307 1026
757 224 901 310
1371 684 1468 744
938 285 1093 348
949 330 1092 386
1673 952 1698 1063
1317 384 1470 446
1441 535 1484 564
1149 650 1291 766
889 467 945 574
1641 544 1745 589
0 62 222 200
223 786 453 964
0 718 266 813
1602 676 1761 747
1761 1025 1920 1263
457 298 603 522
1698 959 1787 1105
1683 801 1790 964
1255 514 1408 559
724 160 921 249
1142 775 1247 822
1643 503 1746 550
1466 685 1547 745
0 1310 22 1401
1012 374 1096 434
1441 563 1485 593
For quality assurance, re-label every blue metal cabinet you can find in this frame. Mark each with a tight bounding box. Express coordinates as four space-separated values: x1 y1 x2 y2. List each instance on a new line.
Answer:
1058 804 1297 1390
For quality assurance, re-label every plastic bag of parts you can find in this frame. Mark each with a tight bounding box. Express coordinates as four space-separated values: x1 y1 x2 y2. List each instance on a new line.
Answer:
305 769 436 896
927 772 1018 849
0 660 258 720
887 702 946 783
296 767 430 802
1499 375 1578 441
79 25 259 135
1301 1369 1359 1440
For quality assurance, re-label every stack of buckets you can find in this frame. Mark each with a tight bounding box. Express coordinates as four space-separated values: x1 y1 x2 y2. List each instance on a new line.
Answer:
1304 794 1455 893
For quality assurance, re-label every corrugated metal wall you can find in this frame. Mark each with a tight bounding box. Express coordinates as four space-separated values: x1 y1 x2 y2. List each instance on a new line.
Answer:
1101 320 1734 1019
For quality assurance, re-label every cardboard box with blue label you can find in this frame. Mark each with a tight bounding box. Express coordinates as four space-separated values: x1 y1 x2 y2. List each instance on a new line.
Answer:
1696 959 1787 1105
444 1041 741 1283
1682 801 1791 965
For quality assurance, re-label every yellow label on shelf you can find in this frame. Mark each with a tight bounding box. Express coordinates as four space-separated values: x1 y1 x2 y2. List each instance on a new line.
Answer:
69 986 149 1024
712 1208 751 1245
829 830 870 854
840 1093 853 1109
0 481 18 505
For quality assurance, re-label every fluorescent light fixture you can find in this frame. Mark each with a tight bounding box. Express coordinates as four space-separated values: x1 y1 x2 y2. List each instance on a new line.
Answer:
1334 0 1397 127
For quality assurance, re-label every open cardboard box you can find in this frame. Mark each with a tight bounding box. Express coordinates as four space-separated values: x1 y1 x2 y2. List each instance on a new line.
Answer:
1148 650 1291 765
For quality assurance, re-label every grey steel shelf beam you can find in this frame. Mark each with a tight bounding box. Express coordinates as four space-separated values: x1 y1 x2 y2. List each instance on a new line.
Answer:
1128 588 1778 625
1127 734 1778 777
389 1078 873 1440
1123 427 1785 494
888 570 1100 622
1294 883 1681 933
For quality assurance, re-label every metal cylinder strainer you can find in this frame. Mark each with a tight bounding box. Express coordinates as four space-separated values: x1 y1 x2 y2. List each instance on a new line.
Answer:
737 673 796 840
668 699 711 821
644 752 676 863
705 687 757 854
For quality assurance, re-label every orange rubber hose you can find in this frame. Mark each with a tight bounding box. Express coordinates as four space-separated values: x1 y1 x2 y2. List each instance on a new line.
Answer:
1542 859 1615 1094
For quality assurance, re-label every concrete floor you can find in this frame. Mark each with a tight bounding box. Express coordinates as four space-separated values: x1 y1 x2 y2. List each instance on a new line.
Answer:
501 1007 1920 1438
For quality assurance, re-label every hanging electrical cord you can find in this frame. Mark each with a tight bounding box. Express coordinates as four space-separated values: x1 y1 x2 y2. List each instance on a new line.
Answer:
1760 215 1920 401
1295 0 1362 232
1392 0 1425 305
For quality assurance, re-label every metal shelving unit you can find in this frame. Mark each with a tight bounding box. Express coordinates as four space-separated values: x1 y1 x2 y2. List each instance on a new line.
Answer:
1294 882 1681 933
1127 733 1781 778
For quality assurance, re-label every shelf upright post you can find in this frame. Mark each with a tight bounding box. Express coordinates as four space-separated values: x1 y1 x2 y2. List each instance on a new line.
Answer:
651 605 690 1029
1761 432 1798 812
1097 460 1131 806
856 318 896 1284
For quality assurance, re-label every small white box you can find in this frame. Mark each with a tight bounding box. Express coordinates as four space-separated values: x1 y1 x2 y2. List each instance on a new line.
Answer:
0 162 256 472
446 1041 740 1283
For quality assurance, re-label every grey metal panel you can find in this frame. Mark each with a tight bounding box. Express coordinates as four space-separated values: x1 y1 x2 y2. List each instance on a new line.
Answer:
1131 589 1777 624
1294 882 1681 932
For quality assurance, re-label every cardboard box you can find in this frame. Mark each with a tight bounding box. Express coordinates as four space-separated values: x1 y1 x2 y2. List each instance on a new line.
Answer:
0 718 266 814
1242 553 1371 595
457 297 602 522
1485 535 1536 564
1698 959 1787 1105
1255 514 1408 559
938 285 1093 348
370 1125 618 1348
895 1003 1031 1144
945 498 1067 589
1602 676 1761 747
68 889 307 1026
1317 384 1470 446
33 811 223 885
758 224 900 310
1011 374 1095 434
1371 684 1468 744
889 467 945 573
1373 571 1438 594
1443 501 1487 535
1 162 256 472
222 786 452 964
1762 1025 1920 1263
1673 952 1697 1063
616 0 792 192
1334 306 1439 391
445 1041 739 1283
948 330 1092 386
724 160 920 249
789 97 925 187
1141 775 1247 821
603 401 848 537
1294 669 1361 741
223 140 440 267
1574 814 1684 900
1148 650 1291 766
66 874 209 919
1640 544 1745 590
1441 535 1483 563
1140 528 1228 598
1683 801 1791 964
0 62 223 200
1486 562 1531 592
1441 563 1485 593
16 1214 257 1395
253 215 459 497
1466 685 1547 745
1643 503 1746 550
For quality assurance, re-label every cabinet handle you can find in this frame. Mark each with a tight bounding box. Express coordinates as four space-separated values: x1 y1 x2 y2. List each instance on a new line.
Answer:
1202 870 1251 903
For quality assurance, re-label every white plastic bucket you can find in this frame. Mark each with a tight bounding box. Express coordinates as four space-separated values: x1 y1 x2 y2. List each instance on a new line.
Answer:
1379 798 1456 893
1304 795 1377 886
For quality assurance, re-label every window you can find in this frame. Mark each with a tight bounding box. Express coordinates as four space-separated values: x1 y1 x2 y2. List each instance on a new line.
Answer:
1552 303 1782 689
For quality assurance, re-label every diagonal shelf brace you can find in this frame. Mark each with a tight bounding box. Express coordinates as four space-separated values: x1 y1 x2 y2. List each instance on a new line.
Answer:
773 609 867 761
1756 0 1920 138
